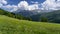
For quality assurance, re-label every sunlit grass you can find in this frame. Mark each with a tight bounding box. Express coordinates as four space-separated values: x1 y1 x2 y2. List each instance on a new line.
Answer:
0 15 60 34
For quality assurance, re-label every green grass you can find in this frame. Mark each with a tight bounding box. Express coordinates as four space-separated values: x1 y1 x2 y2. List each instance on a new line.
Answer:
0 15 60 34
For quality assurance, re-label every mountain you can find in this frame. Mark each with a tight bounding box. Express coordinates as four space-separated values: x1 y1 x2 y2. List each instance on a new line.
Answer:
40 10 60 23
30 10 60 23
1 8 60 23
13 9 60 23
0 15 60 34
13 9 51 17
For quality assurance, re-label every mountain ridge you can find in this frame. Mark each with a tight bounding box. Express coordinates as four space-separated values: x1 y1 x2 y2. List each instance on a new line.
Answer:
13 9 52 17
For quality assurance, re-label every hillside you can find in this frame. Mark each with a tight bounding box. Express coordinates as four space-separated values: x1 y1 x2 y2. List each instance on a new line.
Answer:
30 10 60 23
0 9 31 21
1 8 60 23
0 15 60 34
41 10 60 23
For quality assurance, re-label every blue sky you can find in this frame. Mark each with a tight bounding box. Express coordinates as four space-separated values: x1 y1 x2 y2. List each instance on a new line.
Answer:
0 0 60 12
7 0 45 5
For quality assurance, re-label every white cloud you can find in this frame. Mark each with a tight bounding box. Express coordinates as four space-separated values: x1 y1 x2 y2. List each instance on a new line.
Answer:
1 1 39 12
1 0 60 12
17 0 60 11
0 0 7 4
27 4 39 10
41 0 60 10
0 3 3 8
57 0 60 1
0 0 7 8
31 1 39 4
2 0 60 12
18 1 39 10
2 5 18 12
18 1 29 10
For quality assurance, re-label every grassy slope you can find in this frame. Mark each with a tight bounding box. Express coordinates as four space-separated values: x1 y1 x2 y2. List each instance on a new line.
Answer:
0 15 60 34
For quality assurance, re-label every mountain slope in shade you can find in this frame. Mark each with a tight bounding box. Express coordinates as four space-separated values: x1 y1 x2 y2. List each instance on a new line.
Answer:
30 10 60 23
41 10 60 23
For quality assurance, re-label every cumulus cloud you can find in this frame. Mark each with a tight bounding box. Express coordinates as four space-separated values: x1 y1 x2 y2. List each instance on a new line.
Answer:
0 0 7 8
18 1 39 10
41 0 60 10
18 1 29 10
1 0 7 4
27 4 39 10
2 5 18 12
1 0 60 12
0 0 7 4
31 1 39 4
0 0 18 12
1 1 39 12
0 3 3 7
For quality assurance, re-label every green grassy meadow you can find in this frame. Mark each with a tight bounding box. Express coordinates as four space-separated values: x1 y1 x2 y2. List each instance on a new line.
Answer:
0 15 60 34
